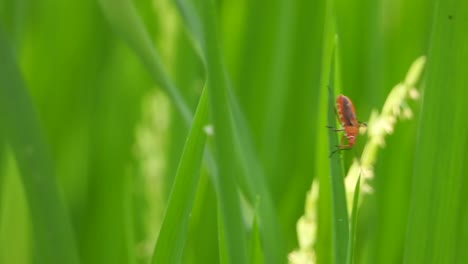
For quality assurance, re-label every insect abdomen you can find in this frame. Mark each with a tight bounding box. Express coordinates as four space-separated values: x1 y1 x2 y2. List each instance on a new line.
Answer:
336 95 357 127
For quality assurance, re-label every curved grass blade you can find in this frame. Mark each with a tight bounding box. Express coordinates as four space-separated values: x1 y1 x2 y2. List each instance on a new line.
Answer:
315 2 337 262
404 0 468 262
326 48 349 264
174 1 285 263
229 92 284 263
98 0 192 123
174 1 249 263
249 202 264 264
152 87 208 264
0 127 4 188
346 175 361 264
0 27 79 264
98 0 279 262
218 210 228 264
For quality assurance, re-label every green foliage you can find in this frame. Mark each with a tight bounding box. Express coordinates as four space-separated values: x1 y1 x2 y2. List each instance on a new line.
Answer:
405 0 468 263
0 26 79 264
152 87 207 263
0 0 467 263
347 175 361 264
326 50 349 264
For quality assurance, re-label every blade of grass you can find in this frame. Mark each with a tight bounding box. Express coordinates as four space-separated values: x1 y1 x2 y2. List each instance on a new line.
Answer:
0 26 79 264
218 209 228 264
0 129 4 208
98 0 192 123
249 202 264 264
184 170 220 264
174 1 285 262
327 47 349 264
176 1 248 262
456 133 468 264
152 87 208 263
346 175 361 264
176 0 291 262
259 0 294 178
315 0 338 262
229 90 284 263
99 0 281 262
0 156 32 264
404 0 468 263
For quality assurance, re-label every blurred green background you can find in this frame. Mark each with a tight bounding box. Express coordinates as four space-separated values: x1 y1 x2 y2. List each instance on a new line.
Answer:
0 0 467 263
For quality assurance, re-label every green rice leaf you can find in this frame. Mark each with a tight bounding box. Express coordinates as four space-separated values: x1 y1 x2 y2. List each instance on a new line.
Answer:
404 0 468 263
249 201 264 264
346 175 361 264
152 87 208 263
327 48 349 264
0 26 79 264
174 1 248 263
98 0 192 123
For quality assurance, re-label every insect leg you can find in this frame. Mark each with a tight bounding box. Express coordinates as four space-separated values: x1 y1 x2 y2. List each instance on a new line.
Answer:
337 136 352 151
329 148 340 158
326 125 344 132
329 135 350 157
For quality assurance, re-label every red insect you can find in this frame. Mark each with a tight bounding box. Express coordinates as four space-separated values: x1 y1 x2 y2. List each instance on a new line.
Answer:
328 94 366 156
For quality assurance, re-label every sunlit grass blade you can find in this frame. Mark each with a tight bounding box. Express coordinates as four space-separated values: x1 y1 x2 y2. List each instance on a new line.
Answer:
0 27 79 264
173 0 285 263
346 175 361 264
218 210 228 264
152 87 208 263
314 1 337 262
173 0 249 262
229 94 285 263
98 0 192 123
99 2 260 262
176 1 248 262
175 0 286 262
0 129 4 198
99 2 282 262
326 49 349 264
249 204 264 264
404 0 468 263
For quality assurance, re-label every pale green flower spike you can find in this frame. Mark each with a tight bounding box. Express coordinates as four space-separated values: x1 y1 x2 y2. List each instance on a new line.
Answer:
289 56 426 264
345 56 426 212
